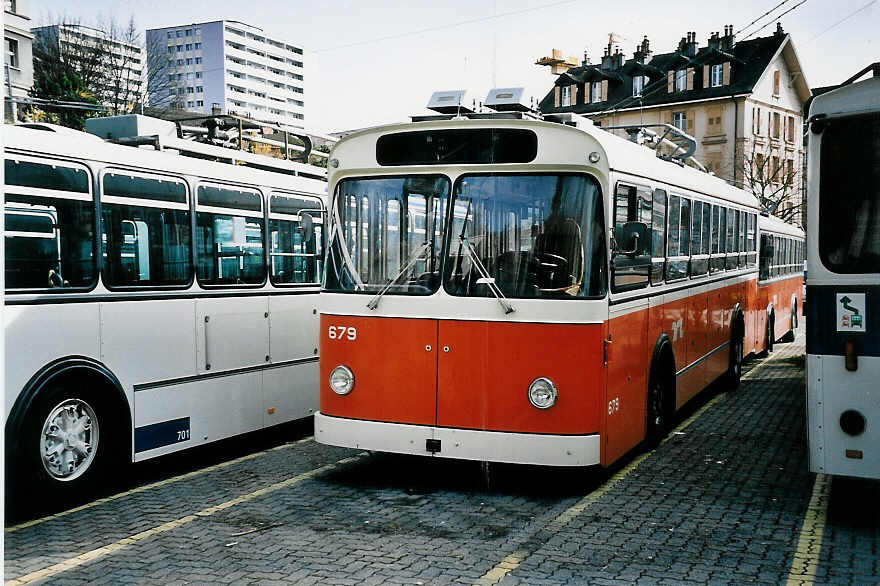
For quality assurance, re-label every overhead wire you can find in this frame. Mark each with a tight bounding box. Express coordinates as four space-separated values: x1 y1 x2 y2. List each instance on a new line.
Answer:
734 0 791 38
314 0 583 53
806 0 876 43
740 0 809 41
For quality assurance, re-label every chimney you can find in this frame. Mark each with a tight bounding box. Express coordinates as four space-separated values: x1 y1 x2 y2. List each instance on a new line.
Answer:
775 22 785 37
682 31 697 57
601 41 614 70
613 45 624 69
708 31 721 51
677 36 688 54
721 24 735 50
582 49 591 66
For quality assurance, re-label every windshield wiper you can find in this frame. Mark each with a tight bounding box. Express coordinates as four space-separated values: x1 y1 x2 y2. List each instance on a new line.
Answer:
458 235 515 314
366 240 433 310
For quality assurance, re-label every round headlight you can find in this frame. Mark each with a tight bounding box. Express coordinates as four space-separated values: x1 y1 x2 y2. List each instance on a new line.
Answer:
528 377 557 409
329 365 355 395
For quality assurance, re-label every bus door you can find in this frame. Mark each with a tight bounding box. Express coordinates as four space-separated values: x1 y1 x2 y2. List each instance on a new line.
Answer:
604 182 653 464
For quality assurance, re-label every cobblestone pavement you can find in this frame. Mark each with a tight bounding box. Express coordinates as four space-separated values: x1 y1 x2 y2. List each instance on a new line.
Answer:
5 327 879 585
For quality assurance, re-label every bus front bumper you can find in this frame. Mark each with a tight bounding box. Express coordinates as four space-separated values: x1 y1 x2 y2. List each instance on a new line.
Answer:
314 412 601 467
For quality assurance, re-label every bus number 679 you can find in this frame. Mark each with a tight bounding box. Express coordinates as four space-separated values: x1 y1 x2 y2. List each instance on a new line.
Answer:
328 326 357 341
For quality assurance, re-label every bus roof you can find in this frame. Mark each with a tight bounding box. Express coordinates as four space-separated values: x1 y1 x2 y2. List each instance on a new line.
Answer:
5 124 327 197
331 117 760 210
809 75 880 120
758 212 805 238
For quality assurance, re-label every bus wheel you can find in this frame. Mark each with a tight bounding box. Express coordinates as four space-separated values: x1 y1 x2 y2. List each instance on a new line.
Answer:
765 316 775 354
780 303 796 342
725 335 744 391
645 369 670 449
18 383 123 508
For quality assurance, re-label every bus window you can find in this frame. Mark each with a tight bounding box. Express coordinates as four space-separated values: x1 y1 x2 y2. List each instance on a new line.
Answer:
442 173 606 299
326 175 448 295
710 205 722 273
651 188 666 284
818 113 880 274
101 172 191 287
611 183 650 292
759 234 772 280
666 195 687 281
269 193 323 285
4 158 96 290
196 184 265 286
747 214 757 266
691 200 708 276
725 207 737 269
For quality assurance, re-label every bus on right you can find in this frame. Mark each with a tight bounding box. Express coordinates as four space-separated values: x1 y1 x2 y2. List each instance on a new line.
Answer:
806 63 880 479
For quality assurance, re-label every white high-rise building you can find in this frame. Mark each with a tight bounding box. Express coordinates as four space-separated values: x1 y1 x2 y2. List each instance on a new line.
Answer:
146 20 310 129
32 23 143 114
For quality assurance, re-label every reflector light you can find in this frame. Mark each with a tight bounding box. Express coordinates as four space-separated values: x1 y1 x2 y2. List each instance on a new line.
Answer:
845 449 864 460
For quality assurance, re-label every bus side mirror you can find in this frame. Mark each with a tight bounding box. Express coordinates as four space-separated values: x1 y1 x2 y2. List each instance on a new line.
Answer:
614 222 649 257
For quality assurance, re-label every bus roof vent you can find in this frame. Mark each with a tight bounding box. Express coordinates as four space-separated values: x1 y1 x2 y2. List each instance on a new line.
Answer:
427 90 473 114
485 87 529 112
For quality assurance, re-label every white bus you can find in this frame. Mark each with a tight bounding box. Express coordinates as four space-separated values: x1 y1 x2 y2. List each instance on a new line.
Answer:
805 64 880 479
4 120 327 502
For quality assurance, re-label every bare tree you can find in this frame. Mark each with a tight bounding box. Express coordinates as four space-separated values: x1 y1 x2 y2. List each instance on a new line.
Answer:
742 141 803 225
32 13 176 118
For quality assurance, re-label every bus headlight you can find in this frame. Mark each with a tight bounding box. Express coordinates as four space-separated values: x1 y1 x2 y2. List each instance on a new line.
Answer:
329 365 355 395
528 377 557 409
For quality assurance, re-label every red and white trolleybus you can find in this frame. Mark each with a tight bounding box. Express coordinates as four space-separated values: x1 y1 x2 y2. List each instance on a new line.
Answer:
315 105 792 467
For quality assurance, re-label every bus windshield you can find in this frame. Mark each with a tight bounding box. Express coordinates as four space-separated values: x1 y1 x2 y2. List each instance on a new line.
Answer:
324 175 449 294
818 113 880 273
443 174 606 299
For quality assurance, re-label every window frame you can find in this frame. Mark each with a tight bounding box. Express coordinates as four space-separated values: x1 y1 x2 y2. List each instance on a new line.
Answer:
675 69 687 92
267 190 325 287
195 181 268 289
710 64 723 87
99 168 193 291
611 181 652 293
4 153 99 294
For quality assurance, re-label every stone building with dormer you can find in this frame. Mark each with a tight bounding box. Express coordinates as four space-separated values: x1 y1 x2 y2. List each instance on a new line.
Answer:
538 24 810 224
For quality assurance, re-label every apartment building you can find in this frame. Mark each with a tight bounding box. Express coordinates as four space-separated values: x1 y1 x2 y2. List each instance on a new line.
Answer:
146 20 309 130
539 24 810 224
31 23 144 114
4 0 34 121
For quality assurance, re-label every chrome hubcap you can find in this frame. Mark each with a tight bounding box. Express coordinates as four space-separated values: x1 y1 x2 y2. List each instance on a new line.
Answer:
40 399 99 481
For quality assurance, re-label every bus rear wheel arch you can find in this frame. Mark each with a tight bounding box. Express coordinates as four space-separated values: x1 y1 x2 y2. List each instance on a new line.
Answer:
645 339 675 449
780 299 797 342
7 365 130 510
726 314 745 391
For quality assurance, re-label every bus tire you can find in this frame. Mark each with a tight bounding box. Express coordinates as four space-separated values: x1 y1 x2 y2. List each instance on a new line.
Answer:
765 314 775 354
15 378 126 509
645 350 673 449
780 302 797 342
725 332 744 391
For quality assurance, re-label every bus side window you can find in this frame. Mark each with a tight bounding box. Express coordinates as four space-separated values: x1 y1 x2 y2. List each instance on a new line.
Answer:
759 234 772 280
651 188 666 284
725 207 737 270
710 205 722 273
101 172 191 287
747 214 757 267
196 184 266 286
268 193 324 285
665 195 688 281
611 183 650 292
4 158 96 291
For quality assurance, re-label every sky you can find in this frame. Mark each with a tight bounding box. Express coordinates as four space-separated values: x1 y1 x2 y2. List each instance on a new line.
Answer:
30 0 878 134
